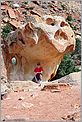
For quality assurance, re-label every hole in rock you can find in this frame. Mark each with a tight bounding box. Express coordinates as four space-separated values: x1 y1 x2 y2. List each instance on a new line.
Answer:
60 21 68 27
11 57 17 65
51 23 55 26
54 29 68 40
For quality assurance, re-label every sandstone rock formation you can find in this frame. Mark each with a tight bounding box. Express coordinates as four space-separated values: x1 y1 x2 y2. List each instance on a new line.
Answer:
2 15 76 81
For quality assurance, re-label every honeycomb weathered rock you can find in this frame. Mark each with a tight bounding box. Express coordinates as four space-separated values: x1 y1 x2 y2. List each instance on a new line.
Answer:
3 15 76 81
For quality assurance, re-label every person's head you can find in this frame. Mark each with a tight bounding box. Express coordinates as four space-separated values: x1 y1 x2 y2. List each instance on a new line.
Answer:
37 62 40 67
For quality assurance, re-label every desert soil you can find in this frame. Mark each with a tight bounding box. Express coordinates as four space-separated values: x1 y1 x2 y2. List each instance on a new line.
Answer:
1 81 80 121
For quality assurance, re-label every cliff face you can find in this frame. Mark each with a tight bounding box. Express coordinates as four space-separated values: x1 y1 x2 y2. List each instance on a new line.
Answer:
3 15 75 81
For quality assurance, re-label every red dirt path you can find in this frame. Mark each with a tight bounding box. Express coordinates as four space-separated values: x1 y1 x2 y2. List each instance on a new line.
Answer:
1 83 80 121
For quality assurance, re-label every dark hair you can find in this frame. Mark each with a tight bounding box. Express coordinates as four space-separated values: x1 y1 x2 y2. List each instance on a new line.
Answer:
37 62 40 66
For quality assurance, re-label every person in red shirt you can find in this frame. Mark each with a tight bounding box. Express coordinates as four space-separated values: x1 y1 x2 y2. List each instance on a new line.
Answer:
33 62 43 85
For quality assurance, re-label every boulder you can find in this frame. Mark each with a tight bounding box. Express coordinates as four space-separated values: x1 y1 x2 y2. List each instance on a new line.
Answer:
2 15 75 81
52 71 81 85
1 83 9 100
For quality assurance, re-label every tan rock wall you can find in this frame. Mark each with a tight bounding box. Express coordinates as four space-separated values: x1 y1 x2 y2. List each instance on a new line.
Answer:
3 15 75 81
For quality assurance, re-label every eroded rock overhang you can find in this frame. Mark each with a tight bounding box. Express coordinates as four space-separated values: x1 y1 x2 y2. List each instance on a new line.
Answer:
2 15 76 81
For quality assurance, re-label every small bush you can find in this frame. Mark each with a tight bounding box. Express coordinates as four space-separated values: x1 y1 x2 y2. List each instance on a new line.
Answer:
72 26 77 31
66 16 73 21
1 24 13 39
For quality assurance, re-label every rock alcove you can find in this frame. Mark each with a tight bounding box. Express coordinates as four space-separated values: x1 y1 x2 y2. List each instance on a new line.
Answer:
2 15 76 81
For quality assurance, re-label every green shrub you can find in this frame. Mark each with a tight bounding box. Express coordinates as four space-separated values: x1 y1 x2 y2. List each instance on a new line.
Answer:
66 15 73 21
74 38 81 54
54 54 80 80
71 38 81 60
1 24 13 39
52 38 81 80
72 26 77 30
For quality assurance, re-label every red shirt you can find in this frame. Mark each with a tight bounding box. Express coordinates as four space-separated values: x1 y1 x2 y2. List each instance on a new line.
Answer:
34 67 43 73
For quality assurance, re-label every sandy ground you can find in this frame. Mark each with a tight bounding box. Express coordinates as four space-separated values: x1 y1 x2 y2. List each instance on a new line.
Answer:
1 81 80 121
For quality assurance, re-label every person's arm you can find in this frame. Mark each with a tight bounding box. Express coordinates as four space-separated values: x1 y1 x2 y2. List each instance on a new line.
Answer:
40 67 43 74
34 68 38 75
